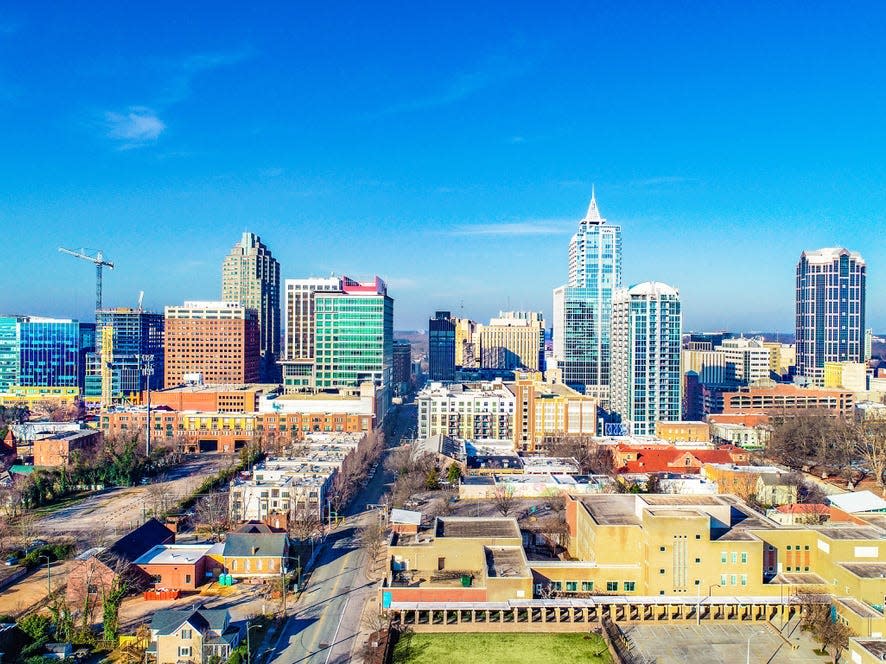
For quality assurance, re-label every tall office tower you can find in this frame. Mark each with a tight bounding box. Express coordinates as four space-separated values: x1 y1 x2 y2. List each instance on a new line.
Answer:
796 248 866 385
611 282 682 436
0 317 21 392
313 277 393 391
16 317 82 388
280 277 342 390
454 317 478 368
392 340 413 393
222 232 281 381
716 337 771 385
552 191 622 400
865 328 873 362
84 308 165 401
428 311 456 381
477 311 546 371
164 301 259 387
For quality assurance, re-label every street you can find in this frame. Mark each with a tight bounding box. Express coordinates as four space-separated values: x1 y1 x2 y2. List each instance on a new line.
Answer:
268 404 414 664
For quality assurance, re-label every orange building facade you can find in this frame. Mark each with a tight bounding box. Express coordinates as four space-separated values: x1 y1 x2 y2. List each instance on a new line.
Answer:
721 384 854 417
163 302 260 388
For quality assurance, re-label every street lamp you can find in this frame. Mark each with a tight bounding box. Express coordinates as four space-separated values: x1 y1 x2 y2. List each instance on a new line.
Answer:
246 621 262 664
138 355 155 457
38 555 51 596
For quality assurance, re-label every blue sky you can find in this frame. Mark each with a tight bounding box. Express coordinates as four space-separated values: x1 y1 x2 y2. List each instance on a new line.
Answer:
1 2 884 331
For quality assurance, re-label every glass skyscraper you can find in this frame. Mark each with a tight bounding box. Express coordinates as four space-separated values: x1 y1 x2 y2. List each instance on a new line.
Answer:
428 311 456 382
610 282 682 436
795 247 866 385
313 277 393 391
17 318 81 388
552 191 622 400
0 317 21 392
84 308 165 400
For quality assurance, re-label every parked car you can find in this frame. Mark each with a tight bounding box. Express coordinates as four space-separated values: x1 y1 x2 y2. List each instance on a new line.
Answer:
26 539 48 553
4 556 19 566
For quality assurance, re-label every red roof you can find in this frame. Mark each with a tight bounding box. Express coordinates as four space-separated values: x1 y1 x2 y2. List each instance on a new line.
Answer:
775 503 828 514
618 447 738 474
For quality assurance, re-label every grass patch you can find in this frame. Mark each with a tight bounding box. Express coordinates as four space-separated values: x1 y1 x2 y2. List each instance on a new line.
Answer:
392 632 612 664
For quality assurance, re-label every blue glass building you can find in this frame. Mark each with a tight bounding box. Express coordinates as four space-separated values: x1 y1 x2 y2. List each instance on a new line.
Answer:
552 191 622 401
17 318 81 388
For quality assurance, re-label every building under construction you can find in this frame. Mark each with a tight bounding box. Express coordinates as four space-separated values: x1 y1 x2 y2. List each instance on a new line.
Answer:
84 308 164 405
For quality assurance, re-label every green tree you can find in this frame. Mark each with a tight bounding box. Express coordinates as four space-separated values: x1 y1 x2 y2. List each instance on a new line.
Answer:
18 612 52 644
446 463 461 485
424 467 440 490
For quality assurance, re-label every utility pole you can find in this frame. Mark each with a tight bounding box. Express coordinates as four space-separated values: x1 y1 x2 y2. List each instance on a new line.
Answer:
138 355 155 457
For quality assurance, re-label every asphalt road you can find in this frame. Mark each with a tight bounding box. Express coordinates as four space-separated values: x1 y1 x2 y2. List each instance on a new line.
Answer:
268 404 414 664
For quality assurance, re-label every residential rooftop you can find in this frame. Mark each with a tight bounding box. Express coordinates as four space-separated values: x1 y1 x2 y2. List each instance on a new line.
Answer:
134 544 213 566
485 546 530 578
435 517 520 539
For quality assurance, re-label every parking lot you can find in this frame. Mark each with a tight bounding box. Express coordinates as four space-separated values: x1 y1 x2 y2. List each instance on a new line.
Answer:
623 623 824 663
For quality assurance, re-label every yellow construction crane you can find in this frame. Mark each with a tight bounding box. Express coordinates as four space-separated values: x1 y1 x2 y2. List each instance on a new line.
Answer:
58 247 114 312
101 325 114 408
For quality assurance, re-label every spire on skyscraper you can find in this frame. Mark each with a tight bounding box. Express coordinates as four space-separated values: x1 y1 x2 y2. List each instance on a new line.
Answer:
583 185 604 223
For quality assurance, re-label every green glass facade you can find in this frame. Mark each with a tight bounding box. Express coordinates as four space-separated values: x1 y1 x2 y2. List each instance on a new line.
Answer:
312 293 393 390
0 317 21 392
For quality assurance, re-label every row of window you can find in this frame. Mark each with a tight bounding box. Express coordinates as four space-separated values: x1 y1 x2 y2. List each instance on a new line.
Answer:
542 581 635 593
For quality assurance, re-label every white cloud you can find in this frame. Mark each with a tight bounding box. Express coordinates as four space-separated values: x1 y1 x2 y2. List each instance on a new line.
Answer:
106 107 165 147
448 219 574 237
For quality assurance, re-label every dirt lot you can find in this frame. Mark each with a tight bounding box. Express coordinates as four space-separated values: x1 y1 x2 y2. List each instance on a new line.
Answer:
37 454 232 546
0 561 70 617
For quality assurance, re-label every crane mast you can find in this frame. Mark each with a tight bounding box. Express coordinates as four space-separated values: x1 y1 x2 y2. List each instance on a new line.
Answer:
58 247 115 313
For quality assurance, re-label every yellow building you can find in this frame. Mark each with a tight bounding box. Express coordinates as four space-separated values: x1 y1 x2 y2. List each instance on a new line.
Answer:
454 318 478 368
386 493 886 638
824 361 868 392
763 342 796 376
511 371 597 452
0 385 80 406
476 312 545 371
655 421 710 443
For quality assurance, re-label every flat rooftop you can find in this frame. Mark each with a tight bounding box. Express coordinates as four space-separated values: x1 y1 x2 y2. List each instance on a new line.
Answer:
812 525 885 540
133 544 213 566
435 517 520 539
485 547 529 578
836 597 883 618
581 495 641 526
641 495 723 506
852 640 886 658
158 384 273 393
839 562 886 579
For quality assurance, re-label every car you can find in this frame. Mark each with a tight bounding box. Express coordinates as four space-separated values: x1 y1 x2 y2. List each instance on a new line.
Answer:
139 477 151 485
4 556 18 566
25 539 48 553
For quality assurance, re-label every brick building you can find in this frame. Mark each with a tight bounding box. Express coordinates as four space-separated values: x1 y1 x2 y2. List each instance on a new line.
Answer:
163 302 259 388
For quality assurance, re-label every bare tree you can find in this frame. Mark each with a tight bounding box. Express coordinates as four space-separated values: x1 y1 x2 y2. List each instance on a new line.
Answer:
491 484 517 517
357 520 387 577
288 509 322 543
194 491 231 541
856 419 886 495
801 601 853 663
547 436 612 474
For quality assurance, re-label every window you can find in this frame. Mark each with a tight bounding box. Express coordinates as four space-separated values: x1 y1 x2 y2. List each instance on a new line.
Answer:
804 566 809 571
720 575 727 586
181 629 192 639
695 558 701 564
582 581 594 592
730 575 737 586
804 545 810 551
731 552 737 564
552 581 562 591
659 569 666 575
606 581 618 592
185 574 191 584
720 552 727 563
786 545 791 551
624 582 635 592
695 534 701 540
740 552 747 564
659 546 666 552
566 581 578 592
178 647 191 657
740 575 747 586
694 579 700 585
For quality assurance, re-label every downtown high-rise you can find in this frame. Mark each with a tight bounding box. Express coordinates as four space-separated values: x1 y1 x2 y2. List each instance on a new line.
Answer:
795 248 866 385
610 282 682 436
428 311 456 381
222 232 281 381
552 191 622 401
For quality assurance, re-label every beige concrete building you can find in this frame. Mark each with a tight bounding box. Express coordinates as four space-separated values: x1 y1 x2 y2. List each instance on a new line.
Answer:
716 337 771 384
763 342 796 376
454 317 478 368
476 311 545 371
824 361 868 392
655 421 710 443
511 371 597 452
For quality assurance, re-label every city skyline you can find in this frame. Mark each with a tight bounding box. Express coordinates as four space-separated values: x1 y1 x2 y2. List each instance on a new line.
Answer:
3 3 885 330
